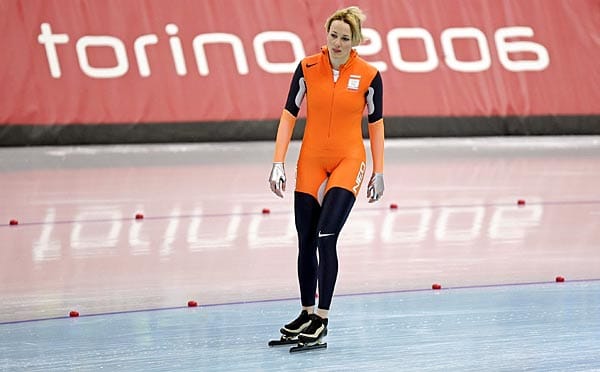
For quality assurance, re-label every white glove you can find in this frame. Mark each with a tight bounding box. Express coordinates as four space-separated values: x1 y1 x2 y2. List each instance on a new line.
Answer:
367 173 384 203
269 162 286 198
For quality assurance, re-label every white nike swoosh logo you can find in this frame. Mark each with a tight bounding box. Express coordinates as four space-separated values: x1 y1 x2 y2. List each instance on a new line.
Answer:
318 232 335 238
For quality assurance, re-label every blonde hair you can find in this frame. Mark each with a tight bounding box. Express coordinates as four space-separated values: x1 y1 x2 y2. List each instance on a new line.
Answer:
324 6 366 47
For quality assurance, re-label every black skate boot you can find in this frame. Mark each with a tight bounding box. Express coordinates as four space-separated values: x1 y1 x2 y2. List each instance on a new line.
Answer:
298 314 328 343
289 314 328 352
280 310 312 337
268 310 312 347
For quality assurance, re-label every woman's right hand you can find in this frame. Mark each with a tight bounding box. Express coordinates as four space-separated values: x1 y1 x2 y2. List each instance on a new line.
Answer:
269 162 286 198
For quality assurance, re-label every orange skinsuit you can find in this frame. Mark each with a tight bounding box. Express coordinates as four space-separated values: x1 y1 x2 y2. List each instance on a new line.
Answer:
274 46 384 201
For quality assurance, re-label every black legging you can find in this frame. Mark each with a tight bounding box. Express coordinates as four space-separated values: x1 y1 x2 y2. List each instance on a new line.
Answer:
294 187 355 310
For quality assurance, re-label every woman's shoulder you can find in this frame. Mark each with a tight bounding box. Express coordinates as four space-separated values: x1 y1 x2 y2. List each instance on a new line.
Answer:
301 50 324 66
353 54 379 77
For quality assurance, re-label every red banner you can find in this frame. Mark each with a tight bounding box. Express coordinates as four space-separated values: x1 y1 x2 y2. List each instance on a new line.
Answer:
1 0 599 125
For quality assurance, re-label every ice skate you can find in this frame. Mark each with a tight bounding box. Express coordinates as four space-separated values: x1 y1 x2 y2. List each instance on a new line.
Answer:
268 310 312 347
290 314 328 353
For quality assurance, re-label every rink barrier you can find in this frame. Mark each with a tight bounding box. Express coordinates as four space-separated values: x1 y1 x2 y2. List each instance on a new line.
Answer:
1 115 599 146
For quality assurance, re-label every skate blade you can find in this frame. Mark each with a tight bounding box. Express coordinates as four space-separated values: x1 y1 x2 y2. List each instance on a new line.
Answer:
289 342 327 353
268 337 298 347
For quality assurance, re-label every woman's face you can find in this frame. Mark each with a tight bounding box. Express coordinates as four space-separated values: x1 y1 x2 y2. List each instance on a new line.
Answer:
327 20 352 65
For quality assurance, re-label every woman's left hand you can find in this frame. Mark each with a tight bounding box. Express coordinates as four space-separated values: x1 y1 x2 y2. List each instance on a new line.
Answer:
366 173 384 203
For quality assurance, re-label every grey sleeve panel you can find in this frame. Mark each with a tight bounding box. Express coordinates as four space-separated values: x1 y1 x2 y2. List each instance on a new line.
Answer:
284 63 306 117
366 71 383 123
